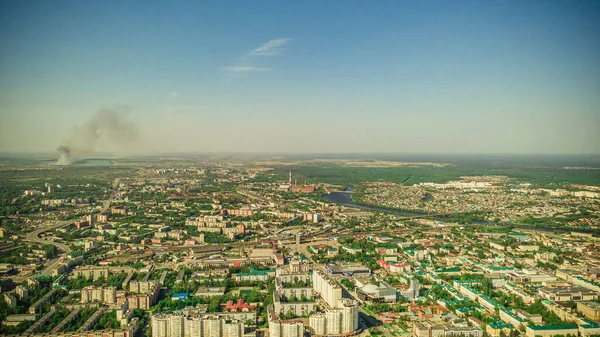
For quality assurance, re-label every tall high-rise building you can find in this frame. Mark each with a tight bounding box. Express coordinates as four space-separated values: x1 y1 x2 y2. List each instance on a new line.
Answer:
410 278 420 299
203 317 221 337
269 320 281 337
151 314 244 337
223 322 244 337
152 316 169 337
188 317 203 337
325 310 342 335
339 299 359 334
312 269 342 309
170 315 184 337
309 313 326 335
281 320 303 337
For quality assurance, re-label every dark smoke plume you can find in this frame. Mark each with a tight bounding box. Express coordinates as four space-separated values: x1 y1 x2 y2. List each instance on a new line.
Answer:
56 107 138 165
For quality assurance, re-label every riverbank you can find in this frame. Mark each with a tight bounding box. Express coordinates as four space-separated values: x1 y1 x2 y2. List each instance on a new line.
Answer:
322 188 595 235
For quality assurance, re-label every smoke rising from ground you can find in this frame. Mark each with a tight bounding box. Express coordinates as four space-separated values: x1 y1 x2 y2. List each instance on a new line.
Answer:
56 107 138 165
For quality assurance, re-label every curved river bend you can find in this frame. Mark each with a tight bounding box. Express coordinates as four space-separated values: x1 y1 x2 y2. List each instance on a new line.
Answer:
322 187 567 234
322 188 425 217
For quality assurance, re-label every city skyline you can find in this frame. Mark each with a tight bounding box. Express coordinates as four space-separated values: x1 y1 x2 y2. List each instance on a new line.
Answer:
0 1 599 154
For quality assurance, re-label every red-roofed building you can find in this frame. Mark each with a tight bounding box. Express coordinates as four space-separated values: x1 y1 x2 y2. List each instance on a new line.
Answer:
225 299 255 312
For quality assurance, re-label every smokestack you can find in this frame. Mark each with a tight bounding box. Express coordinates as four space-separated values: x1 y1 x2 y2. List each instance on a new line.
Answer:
289 170 292 185
56 106 138 165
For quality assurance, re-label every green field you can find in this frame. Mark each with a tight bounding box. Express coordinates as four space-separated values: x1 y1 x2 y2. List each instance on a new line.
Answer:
256 163 600 187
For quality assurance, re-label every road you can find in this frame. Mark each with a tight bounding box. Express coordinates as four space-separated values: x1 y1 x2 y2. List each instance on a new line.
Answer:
22 177 122 277
101 178 121 213
24 221 73 253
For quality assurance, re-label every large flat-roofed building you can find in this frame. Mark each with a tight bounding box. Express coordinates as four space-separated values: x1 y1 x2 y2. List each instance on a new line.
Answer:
506 272 532 283
356 281 398 302
505 270 555 283
233 268 275 282
525 325 579 337
578 301 600 320
538 286 598 302
325 262 371 277
414 323 446 337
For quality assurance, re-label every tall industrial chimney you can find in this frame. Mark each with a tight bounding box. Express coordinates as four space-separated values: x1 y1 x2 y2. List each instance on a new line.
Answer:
289 170 292 185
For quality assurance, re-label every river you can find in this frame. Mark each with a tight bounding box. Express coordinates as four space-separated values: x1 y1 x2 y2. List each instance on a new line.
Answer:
322 187 425 217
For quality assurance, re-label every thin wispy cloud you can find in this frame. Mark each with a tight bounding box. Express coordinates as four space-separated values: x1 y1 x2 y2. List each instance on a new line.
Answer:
222 66 273 73
249 38 292 56
223 38 292 76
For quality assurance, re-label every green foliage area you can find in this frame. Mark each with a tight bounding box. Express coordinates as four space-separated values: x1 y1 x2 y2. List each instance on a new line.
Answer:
156 288 264 313
65 273 129 290
43 245 57 259
536 261 558 271
157 277 275 327
201 231 231 244
64 307 97 332
39 306 70 333
0 246 31 265
94 310 120 330
364 302 406 314
340 278 355 291
131 262 146 270
0 166 134 216
0 283 65 322
525 300 574 326
0 319 34 335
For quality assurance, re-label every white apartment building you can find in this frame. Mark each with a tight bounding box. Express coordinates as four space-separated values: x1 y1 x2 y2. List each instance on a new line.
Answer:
312 269 342 308
151 314 244 337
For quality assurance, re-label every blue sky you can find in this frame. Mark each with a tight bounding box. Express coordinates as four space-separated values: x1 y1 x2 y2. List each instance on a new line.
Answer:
0 1 598 154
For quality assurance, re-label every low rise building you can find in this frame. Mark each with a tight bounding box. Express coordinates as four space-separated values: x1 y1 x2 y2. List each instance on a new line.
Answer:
578 301 600 321
525 325 578 337
538 286 598 302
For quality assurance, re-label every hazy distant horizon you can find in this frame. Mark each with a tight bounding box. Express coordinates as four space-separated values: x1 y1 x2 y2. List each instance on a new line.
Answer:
1 1 599 154
2 151 600 168
2 150 600 158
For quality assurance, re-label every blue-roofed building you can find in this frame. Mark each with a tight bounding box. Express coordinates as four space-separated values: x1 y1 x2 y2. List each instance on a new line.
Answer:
171 293 189 301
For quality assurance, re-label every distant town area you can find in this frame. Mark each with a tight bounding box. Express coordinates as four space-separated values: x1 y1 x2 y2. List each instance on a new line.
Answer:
0 154 599 337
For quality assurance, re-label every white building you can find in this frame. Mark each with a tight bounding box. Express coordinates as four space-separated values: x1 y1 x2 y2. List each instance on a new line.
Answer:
340 299 359 334
312 269 342 308
151 314 244 337
325 310 341 335
309 313 326 335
